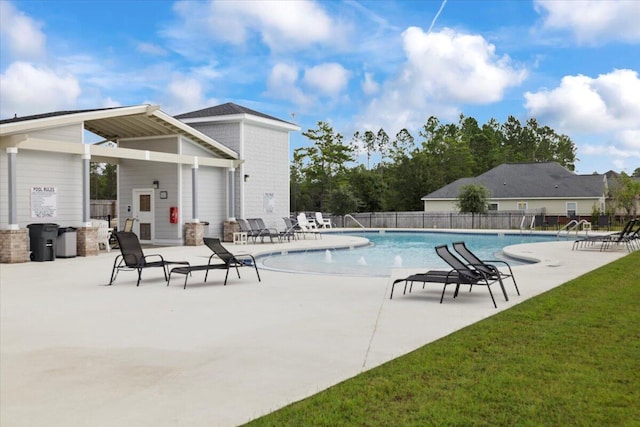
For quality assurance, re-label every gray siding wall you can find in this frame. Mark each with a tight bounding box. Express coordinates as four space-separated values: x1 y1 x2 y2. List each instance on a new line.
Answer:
187 123 241 153
32 124 83 143
243 123 289 229
180 164 227 238
119 136 177 153
118 159 182 243
179 135 225 158
0 149 82 228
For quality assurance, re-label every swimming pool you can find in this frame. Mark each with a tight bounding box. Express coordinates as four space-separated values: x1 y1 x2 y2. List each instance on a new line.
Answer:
257 231 560 276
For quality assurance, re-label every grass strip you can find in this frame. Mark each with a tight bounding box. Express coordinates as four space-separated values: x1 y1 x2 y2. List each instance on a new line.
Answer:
246 251 640 426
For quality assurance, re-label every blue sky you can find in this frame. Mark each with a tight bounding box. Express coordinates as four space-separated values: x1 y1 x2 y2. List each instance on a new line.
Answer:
1 0 639 175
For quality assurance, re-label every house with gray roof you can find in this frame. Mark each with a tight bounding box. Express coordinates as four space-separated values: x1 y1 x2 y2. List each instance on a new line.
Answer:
421 162 606 217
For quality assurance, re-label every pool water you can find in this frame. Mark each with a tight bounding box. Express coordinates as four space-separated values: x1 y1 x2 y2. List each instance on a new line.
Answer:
257 231 559 277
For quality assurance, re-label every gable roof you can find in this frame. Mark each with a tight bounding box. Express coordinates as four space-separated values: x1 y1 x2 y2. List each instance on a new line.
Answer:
0 107 124 125
0 105 238 159
175 102 299 130
422 162 605 200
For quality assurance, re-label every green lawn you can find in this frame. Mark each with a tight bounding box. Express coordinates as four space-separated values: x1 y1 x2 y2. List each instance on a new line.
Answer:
246 251 640 426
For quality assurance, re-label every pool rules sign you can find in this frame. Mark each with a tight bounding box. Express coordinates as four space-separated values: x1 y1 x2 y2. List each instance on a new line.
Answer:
31 186 57 218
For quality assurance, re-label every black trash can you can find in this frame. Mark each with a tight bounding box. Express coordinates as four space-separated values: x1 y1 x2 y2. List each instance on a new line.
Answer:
56 227 77 258
27 223 59 261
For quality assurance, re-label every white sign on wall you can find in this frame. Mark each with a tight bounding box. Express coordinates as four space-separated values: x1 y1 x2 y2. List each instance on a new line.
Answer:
31 186 57 218
263 192 275 213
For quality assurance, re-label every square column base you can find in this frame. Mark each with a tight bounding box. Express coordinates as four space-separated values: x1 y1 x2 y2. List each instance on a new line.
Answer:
223 221 239 243
185 222 204 246
0 229 29 263
77 227 99 257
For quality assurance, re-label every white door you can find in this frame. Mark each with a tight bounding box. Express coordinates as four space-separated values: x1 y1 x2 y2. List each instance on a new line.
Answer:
132 189 154 243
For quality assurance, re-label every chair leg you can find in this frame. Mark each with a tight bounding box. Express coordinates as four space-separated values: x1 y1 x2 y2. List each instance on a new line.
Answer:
486 283 497 308
108 256 122 285
253 263 261 282
509 272 520 296
223 268 230 286
136 269 142 287
497 277 509 301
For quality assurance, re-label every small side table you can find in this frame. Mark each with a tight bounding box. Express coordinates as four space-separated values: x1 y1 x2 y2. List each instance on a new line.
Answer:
233 231 248 245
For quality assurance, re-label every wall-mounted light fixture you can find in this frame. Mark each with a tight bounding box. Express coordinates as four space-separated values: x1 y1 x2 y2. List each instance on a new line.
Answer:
244 174 250 182
153 180 159 189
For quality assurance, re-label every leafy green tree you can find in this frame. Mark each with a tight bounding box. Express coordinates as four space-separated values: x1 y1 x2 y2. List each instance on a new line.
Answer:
611 172 640 219
90 162 117 200
299 121 355 211
456 184 491 228
326 185 360 216
347 165 385 212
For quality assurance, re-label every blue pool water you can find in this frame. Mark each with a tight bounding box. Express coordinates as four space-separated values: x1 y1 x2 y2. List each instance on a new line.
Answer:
257 231 559 276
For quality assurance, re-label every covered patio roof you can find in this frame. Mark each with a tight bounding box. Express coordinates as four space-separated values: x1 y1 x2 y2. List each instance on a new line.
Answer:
0 105 240 167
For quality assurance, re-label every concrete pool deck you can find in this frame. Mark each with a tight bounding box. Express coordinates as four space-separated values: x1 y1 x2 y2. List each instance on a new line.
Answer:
0 231 629 426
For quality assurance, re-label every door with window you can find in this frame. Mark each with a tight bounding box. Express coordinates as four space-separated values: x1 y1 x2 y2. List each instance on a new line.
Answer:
132 189 154 243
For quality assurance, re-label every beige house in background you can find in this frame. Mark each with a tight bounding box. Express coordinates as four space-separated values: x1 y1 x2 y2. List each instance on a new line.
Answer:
421 162 606 217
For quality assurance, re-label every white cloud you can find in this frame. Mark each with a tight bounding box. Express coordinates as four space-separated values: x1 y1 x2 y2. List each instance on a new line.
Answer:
266 63 311 107
525 69 640 172
102 97 121 108
0 62 81 117
303 63 349 96
355 27 527 135
136 42 168 56
401 27 527 104
170 0 342 53
162 76 218 115
0 1 46 60
362 72 379 95
524 69 640 132
535 0 640 44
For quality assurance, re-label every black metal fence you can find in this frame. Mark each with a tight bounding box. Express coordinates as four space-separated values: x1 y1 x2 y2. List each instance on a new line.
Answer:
304 211 625 231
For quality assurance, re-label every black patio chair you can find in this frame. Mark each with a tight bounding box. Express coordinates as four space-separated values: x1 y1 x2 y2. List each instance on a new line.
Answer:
601 219 640 252
283 216 308 240
108 231 189 286
248 218 281 243
452 241 519 296
237 218 262 243
167 238 261 289
279 217 298 241
573 219 637 252
390 245 507 308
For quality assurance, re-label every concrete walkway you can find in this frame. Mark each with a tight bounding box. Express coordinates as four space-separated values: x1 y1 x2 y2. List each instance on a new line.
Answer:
0 232 628 426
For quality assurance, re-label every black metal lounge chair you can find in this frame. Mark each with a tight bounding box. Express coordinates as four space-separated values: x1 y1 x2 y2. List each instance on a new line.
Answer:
167 238 261 289
278 217 297 241
109 231 190 286
452 241 520 296
237 218 262 243
282 217 306 240
601 220 640 252
390 245 508 308
248 218 282 243
572 219 637 252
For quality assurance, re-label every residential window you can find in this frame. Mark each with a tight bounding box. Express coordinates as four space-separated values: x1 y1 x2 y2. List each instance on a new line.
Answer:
517 201 527 211
488 203 499 211
567 202 577 217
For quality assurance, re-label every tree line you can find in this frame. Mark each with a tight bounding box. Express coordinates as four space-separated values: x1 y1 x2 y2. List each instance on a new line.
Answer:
291 115 578 214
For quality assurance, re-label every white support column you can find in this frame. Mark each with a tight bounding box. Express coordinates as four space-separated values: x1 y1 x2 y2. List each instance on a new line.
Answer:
82 144 91 227
228 168 236 221
6 147 18 230
192 157 199 222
